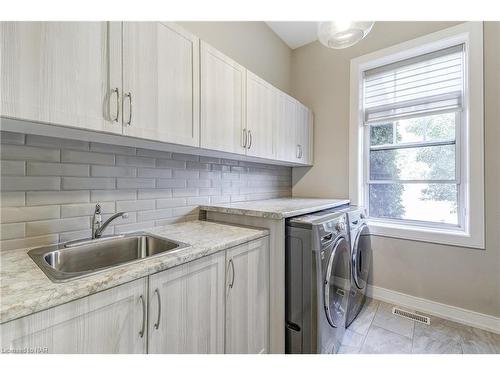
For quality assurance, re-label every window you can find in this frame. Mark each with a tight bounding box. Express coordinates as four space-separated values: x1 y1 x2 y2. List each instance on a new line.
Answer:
364 46 463 228
349 22 484 248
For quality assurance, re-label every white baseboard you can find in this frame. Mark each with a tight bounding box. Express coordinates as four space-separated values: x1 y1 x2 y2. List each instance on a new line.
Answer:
366 285 500 335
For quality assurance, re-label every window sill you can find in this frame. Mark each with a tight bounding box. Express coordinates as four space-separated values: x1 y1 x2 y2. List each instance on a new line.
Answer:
367 219 485 249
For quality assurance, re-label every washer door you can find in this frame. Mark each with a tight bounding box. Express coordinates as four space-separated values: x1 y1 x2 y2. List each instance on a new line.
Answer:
324 236 350 328
352 223 371 290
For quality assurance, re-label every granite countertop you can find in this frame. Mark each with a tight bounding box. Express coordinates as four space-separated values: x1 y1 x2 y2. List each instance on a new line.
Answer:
200 197 350 219
0 220 268 324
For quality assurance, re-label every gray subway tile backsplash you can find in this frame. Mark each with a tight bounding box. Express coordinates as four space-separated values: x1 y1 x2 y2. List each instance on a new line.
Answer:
0 234 59 252
62 177 116 190
61 202 115 218
27 190 90 206
156 198 187 209
1 192 26 207
116 199 156 212
116 178 155 189
0 131 291 251
157 178 187 189
89 142 136 155
1 131 25 145
0 223 26 240
0 144 60 162
91 189 137 202
61 149 115 165
26 135 89 151
27 162 90 177
115 155 155 168
1 176 61 191
137 189 172 200
156 158 186 169
1 160 25 176
1 205 60 224
26 217 90 236
91 165 137 177
137 167 172 178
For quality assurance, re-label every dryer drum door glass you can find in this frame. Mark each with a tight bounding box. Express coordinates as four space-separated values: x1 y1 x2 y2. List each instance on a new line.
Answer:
352 224 371 290
324 236 350 328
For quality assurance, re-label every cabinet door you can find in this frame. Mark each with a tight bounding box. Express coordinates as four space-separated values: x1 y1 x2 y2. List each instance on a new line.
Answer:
246 72 276 159
148 252 225 354
226 237 269 354
305 108 314 164
0 278 147 354
200 41 246 154
122 22 199 146
295 103 312 165
0 21 122 134
276 93 299 162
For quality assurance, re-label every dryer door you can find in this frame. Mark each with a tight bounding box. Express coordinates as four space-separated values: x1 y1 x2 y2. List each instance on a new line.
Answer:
352 223 371 290
324 236 350 328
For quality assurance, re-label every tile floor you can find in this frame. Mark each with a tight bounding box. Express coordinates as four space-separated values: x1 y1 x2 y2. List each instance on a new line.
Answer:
339 298 500 354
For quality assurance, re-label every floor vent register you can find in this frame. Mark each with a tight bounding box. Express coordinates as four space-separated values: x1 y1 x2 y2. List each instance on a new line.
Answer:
392 307 431 325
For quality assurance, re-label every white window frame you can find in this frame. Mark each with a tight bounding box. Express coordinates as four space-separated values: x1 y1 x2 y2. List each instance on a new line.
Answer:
349 22 484 249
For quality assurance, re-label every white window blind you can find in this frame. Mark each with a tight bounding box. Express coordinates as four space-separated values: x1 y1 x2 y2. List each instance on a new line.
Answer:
363 44 464 124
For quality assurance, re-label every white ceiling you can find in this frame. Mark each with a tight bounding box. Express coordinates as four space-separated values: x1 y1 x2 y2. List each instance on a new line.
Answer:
266 22 319 50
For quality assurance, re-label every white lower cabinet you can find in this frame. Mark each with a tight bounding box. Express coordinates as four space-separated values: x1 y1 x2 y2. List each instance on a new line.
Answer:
148 236 269 354
0 237 270 354
148 251 226 354
0 278 148 354
225 237 270 354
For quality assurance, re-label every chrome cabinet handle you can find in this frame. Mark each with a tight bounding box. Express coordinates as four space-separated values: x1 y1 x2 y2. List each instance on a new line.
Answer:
298 145 303 159
242 128 247 148
296 145 301 159
124 92 132 126
228 259 235 288
111 88 120 122
247 130 252 149
154 288 161 330
139 295 146 338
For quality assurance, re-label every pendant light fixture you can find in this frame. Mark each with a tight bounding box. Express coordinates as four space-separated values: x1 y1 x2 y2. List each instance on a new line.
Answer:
317 21 374 49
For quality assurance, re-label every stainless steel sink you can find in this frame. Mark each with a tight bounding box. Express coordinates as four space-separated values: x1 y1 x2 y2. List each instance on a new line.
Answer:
28 232 189 282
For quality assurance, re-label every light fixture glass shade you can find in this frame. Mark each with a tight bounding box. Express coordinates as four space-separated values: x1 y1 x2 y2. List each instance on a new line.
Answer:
317 21 374 49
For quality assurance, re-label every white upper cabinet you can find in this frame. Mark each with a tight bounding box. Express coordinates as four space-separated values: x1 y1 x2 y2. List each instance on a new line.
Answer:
200 41 246 154
1 22 313 166
275 94 313 165
295 103 313 165
245 72 276 159
276 93 298 163
122 22 200 146
0 21 122 134
305 108 314 164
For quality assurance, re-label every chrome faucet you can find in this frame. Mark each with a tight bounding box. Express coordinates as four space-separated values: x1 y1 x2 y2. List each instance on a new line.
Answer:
92 203 129 239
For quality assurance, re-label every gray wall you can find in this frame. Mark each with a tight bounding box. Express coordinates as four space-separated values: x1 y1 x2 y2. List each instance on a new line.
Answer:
291 22 500 317
0 132 291 252
178 21 292 94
